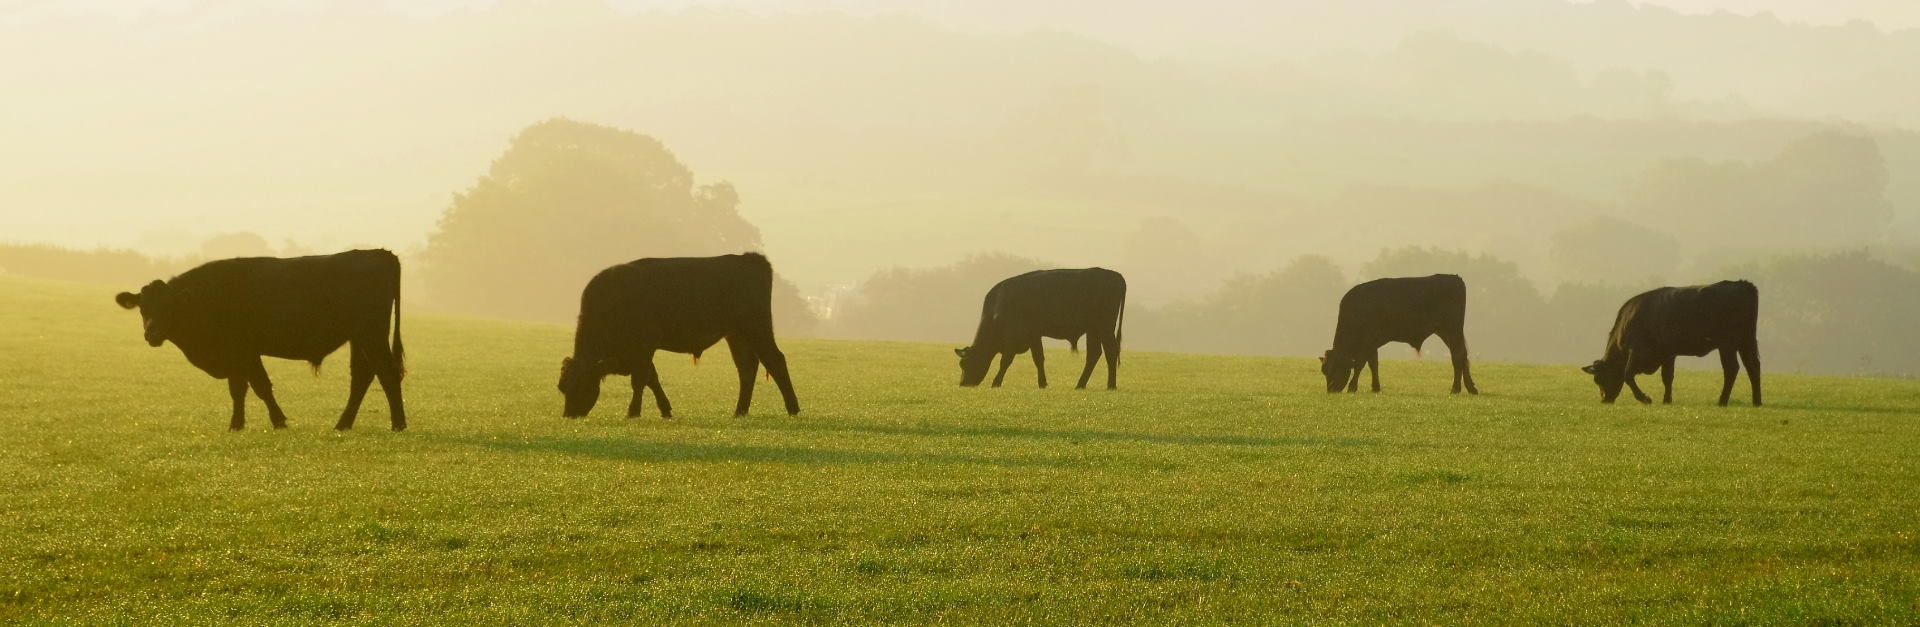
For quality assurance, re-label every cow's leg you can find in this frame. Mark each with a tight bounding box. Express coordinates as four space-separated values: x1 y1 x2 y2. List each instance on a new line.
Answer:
755 337 801 415
1440 331 1477 394
991 351 1015 388
1345 363 1360 393
1367 349 1381 393
626 373 644 418
1076 336 1103 389
647 358 672 417
627 373 649 418
624 350 669 418
227 376 248 431
1740 342 1762 407
338 344 375 430
729 340 759 417
368 342 406 431
1103 331 1120 390
244 356 289 429
1030 338 1047 389
1623 351 1654 404
1660 356 1676 404
1716 348 1739 407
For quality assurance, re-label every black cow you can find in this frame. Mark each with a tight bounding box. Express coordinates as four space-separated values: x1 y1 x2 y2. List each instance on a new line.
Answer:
1582 280 1760 406
558 253 799 418
1320 274 1477 394
113 249 406 431
955 268 1126 389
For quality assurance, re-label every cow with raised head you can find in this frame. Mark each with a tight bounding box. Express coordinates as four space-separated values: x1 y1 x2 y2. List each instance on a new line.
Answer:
113 249 407 431
1582 280 1760 406
1320 274 1477 394
955 268 1126 389
558 253 800 418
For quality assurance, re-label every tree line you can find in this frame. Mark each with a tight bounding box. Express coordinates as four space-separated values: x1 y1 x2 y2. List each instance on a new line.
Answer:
9 117 1918 377
825 247 1920 378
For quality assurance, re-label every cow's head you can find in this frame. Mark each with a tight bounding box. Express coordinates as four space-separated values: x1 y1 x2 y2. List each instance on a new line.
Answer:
1581 359 1626 403
114 280 172 347
955 346 991 387
557 356 610 417
1319 350 1361 393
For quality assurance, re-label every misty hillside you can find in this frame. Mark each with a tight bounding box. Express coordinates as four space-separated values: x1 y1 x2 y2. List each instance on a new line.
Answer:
2 0 1917 303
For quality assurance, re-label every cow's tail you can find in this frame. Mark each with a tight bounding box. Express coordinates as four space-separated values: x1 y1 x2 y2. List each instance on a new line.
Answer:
1114 287 1126 365
391 258 406 379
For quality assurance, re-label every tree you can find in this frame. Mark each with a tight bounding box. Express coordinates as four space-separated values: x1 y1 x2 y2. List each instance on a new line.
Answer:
1629 130 1893 251
421 119 805 328
1146 255 1347 356
1548 216 1680 285
1727 251 1920 375
825 253 1049 343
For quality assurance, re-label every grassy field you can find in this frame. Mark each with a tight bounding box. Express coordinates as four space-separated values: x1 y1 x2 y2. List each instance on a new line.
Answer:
2 275 1917 624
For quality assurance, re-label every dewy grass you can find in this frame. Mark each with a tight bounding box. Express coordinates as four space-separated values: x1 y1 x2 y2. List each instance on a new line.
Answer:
2 276 1916 624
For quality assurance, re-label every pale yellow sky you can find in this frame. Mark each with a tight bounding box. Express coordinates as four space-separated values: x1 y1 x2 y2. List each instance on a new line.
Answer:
2 0 1915 289
15 0 1920 30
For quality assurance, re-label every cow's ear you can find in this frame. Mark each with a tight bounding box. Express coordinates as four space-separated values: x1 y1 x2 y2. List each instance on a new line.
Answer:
953 348 967 357
1317 356 1326 365
115 292 140 309
1580 363 1599 375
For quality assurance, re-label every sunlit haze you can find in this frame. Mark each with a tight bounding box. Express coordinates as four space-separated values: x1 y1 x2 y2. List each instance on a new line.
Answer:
3 0 1918 365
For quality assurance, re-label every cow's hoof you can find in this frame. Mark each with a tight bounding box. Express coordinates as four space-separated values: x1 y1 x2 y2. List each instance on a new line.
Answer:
660 411 673 419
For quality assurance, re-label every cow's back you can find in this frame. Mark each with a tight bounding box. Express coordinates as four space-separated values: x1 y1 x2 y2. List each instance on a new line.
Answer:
1612 280 1757 357
580 253 773 353
167 250 398 361
1335 274 1466 344
988 268 1124 338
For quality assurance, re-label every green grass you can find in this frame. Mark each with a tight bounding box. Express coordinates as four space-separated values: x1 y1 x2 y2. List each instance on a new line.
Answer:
2 275 1917 624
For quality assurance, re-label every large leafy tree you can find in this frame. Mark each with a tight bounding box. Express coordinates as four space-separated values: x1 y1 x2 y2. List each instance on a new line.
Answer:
422 118 782 323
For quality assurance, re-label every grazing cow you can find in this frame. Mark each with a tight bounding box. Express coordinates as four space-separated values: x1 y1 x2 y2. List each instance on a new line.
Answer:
1582 280 1760 406
1320 274 1477 394
113 249 406 431
558 253 799 418
955 268 1126 389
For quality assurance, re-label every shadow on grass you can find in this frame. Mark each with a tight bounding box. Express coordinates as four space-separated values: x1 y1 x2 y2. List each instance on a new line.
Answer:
445 435 1083 468
738 421 1382 449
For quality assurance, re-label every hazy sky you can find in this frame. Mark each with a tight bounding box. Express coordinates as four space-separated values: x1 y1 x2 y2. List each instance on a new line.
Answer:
17 0 1920 30
3 0 1916 292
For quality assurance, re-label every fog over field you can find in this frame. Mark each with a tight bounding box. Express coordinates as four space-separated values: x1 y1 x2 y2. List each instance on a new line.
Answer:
5 0 1920 373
